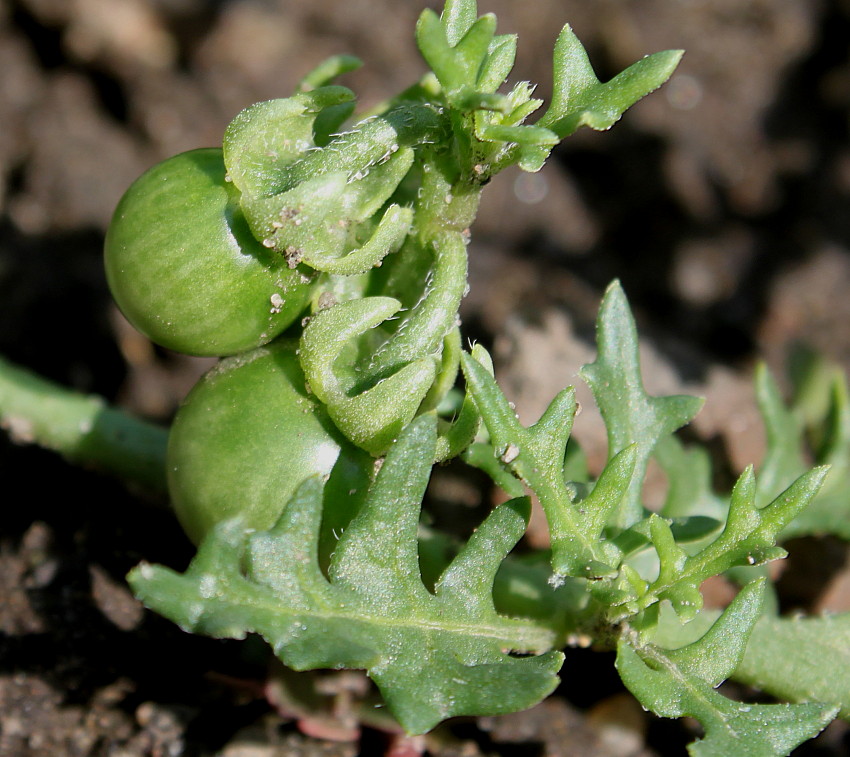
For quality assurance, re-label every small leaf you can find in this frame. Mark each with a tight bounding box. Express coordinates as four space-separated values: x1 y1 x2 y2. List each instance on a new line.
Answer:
655 435 726 521
441 0 477 46
539 25 683 137
298 55 363 91
476 123 559 146
416 10 461 95
417 7 505 107
643 466 827 620
477 34 517 92
754 364 808 507
580 281 703 526
453 15 498 88
299 297 437 455
617 580 837 756
783 370 850 539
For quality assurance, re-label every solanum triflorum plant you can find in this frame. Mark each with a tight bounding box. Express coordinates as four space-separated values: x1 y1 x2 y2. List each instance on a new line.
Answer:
5 0 847 752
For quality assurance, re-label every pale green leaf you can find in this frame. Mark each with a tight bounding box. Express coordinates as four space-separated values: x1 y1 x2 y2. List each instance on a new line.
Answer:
783 370 850 539
754 364 808 507
440 0 477 46
654 435 726 521
478 34 517 92
734 612 850 719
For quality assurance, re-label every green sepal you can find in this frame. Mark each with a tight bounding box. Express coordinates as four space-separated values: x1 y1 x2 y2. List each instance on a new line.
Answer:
223 87 355 198
299 297 437 455
617 579 838 756
299 204 413 275
129 416 563 735
366 231 468 380
420 325 462 415
231 101 446 270
241 145 415 269
434 341 490 462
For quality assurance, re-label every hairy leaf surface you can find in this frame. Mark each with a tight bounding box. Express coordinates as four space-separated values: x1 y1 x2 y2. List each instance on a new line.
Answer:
581 281 703 526
129 416 563 734
734 612 850 719
617 580 837 756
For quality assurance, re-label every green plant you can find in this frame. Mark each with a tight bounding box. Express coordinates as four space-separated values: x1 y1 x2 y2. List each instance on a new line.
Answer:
4 0 850 753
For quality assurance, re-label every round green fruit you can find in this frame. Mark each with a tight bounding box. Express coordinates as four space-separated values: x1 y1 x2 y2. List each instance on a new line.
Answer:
105 148 314 357
166 339 373 548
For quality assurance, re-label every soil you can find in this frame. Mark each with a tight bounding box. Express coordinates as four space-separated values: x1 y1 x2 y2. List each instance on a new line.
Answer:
2 0 850 755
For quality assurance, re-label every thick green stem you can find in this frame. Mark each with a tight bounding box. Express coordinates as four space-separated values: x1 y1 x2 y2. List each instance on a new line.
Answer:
0 357 168 494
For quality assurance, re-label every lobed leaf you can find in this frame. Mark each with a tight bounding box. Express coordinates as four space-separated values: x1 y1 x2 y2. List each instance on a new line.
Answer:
461 350 626 578
539 26 683 137
645 465 828 618
617 580 838 756
512 27 682 169
417 8 501 106
129 416 563 734
580 281 703 527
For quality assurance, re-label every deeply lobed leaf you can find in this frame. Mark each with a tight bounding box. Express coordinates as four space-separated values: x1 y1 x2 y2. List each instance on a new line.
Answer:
130 416 563 734
581 281 703 527
617 580 838 756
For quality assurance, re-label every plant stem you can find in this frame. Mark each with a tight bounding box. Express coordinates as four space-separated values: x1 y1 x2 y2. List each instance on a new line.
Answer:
0 356 168 494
